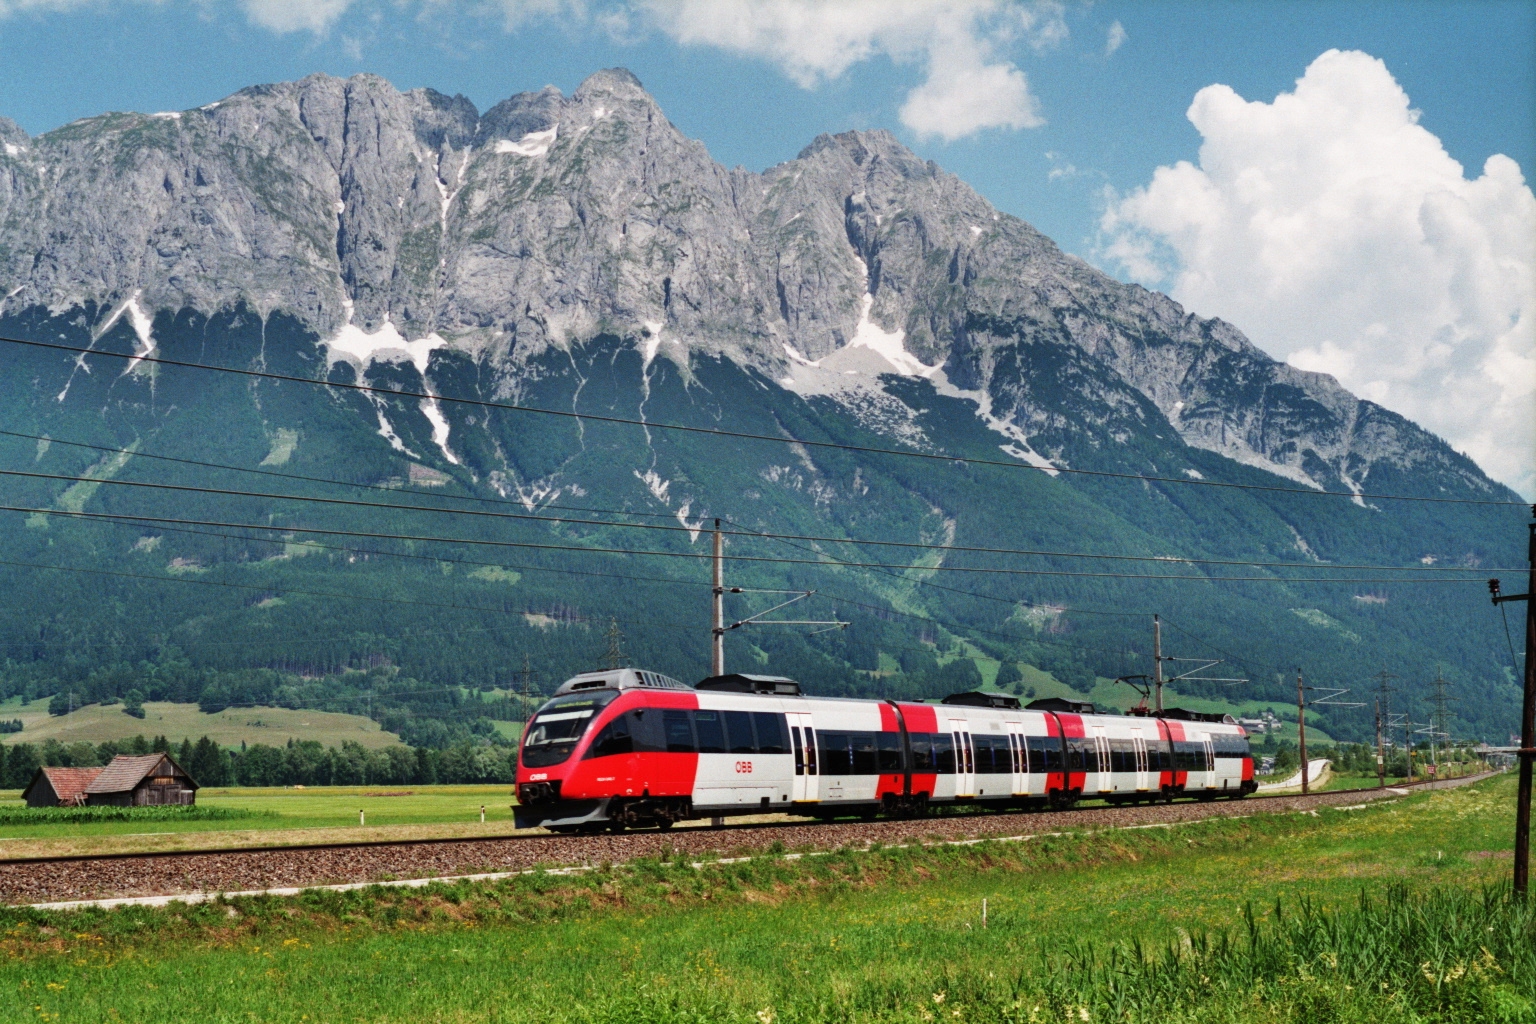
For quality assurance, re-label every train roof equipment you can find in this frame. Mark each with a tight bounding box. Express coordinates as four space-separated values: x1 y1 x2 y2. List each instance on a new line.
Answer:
553 668 691 696
940 691 1022 709
1159 707 1238 724
1025 697 1098 714
694 673 802 695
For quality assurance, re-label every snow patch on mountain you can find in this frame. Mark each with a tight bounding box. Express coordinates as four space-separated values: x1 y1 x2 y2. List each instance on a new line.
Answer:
324 303 457 463
494 125 557 158
635 468 671 503
930 373 1061 475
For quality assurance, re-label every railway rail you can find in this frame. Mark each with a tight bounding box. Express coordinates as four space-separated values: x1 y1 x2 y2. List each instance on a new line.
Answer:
0 772 1493 907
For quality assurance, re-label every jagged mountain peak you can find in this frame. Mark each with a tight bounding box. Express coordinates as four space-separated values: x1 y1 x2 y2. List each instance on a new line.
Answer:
0 69 1517 506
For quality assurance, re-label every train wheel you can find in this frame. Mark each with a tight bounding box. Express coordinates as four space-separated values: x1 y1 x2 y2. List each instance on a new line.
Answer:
656 819 674 831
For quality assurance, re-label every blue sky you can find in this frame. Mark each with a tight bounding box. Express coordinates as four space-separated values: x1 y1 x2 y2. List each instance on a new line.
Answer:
0 0 1532 492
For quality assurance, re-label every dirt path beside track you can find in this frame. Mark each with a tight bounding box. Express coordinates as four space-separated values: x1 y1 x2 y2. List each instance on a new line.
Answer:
2 772 1495 906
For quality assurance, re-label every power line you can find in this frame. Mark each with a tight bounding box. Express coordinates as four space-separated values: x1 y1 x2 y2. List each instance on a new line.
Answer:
3 426 1152 623
2 333 1523 508
0 427 692 523
50 510 1139 662
4 466 1515 574
0 505 1498 583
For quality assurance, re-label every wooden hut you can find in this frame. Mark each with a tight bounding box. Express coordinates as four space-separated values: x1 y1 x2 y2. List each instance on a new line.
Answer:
83 753 199 807
21 766 104 807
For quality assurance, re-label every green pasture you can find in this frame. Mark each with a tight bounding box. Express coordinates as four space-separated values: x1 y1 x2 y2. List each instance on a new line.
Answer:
1 774 1527 1022
0 784 518 842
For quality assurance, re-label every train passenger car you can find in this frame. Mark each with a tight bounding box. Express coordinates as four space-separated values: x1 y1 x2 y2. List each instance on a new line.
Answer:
514 670 1255 832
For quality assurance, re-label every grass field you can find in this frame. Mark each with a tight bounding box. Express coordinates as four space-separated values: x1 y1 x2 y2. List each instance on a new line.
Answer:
0 784 521 857
0 698 401 749
0 774 1527 1022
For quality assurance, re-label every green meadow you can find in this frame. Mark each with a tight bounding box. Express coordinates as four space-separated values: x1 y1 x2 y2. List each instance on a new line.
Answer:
0 785 520 858
1 774 1529 1022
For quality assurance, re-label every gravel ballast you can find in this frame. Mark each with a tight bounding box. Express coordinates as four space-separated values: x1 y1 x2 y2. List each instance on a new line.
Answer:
1 776 1489 906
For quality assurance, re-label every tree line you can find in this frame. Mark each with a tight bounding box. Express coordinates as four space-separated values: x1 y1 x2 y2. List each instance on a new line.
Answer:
1 735 524 789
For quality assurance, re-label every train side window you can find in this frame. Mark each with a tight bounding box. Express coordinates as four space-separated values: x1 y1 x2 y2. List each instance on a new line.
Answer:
693 710 726 754
876 732 902 772
663 709 696 753
724 710 756 754
585 715 633 759
627 710 665 753
908 733 933 771
791 727 804 775
851 732 878 774
1064 736 1088 772
933 733 957 774
753 712 788 755
970 734 990 773
818 731 852 776
1027 734 1061 772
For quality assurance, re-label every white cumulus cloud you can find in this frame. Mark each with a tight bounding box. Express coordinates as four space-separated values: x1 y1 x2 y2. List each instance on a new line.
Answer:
640 0 1062 141
1102 49 1536 498
240 0 354 33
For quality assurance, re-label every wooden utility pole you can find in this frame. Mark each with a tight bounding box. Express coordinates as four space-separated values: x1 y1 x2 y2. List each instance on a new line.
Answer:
1297 668 1309 795
1153 614 1164 713
1490 509 1536 895
711 519 725 676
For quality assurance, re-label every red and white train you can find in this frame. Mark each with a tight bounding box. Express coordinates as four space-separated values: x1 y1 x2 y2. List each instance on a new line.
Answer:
514 669 1256 832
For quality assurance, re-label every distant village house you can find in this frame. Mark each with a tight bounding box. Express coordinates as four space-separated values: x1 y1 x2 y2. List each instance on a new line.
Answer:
21 754 199 808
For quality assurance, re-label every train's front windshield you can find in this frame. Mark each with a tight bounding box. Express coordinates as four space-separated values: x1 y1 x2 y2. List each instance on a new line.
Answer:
521 691 619 768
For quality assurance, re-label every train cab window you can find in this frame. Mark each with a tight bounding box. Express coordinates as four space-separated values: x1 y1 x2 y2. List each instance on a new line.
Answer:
850 733 877 774
585 714 633 759
725 711 756 754
933 733 957 774
521 691 618 768
876 732 902 772
753 713 788 754
693 710 726 754
663 709 696 753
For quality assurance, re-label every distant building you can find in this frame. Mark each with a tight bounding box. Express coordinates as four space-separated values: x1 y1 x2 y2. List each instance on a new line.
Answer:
85 754 198 806
22 766 103 807
20 754 198 808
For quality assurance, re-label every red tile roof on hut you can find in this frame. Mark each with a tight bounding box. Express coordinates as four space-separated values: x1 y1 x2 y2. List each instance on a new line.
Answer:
21 766 104 807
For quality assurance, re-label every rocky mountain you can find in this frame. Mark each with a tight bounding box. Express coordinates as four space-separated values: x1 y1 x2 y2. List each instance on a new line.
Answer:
0 69 1524 742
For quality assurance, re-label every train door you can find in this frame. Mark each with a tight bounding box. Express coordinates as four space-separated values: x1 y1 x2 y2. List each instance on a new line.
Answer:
1006 721 1028 797
1133 733 1150 792
787 711 819 804
1202 736 1216 790
1091 726 1111 793
948 718 976 798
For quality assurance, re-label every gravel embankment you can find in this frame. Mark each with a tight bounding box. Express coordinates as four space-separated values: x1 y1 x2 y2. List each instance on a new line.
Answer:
1 776 1491 906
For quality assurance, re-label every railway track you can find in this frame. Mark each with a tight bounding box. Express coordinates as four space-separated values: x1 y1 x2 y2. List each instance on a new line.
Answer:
1 772 1494 907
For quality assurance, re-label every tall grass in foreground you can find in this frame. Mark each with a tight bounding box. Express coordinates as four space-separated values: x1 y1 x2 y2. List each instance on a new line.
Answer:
991 884 1535 1023
13 883 1532 1023
518 884 1535 1023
